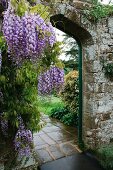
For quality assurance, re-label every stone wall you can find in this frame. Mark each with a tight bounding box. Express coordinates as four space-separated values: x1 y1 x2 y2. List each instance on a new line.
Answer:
42 0 113 149
83 17 113 148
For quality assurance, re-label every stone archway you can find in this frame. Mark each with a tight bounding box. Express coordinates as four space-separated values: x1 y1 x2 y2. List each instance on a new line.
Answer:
50 14 93 147
42 0 113 149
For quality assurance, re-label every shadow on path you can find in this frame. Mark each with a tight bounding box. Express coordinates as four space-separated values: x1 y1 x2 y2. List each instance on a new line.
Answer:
39 153 104 170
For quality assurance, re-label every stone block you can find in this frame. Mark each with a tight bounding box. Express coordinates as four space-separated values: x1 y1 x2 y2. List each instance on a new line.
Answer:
84 73 95 83
84 45 97 61
84 61 94 73
94 72 107 83
93 60 102 72
108 17 113 34
84 83 94 92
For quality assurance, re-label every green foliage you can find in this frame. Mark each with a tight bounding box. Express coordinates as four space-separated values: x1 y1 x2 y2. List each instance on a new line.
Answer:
50 106 78 126
63 60 78 74
11 0 29 16
0 34 7 52
0 52 41 137
10 0 50 19
60 70 79 115
97 144 113 170
85 0 113 22
50 107 69 120
62 35 79 73
38 96 64 115
39 42 64 72
103 62 113 80
30 4 50 21
61 112 78 126
62 35 78 61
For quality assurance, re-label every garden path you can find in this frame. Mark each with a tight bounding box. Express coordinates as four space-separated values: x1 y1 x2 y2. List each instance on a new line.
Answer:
33 114 80 165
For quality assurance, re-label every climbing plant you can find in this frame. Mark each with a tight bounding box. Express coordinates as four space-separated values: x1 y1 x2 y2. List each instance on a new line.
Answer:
0 0 64 163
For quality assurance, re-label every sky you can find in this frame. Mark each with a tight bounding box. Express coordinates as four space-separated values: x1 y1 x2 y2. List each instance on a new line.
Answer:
55 29 69 61
101 0 113 4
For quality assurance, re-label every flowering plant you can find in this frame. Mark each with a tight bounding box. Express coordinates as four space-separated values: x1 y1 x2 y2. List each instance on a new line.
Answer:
0 0 64 164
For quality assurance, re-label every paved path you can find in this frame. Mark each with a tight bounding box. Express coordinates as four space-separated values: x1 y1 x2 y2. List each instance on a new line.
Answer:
33 114 79 165
39 153 104 170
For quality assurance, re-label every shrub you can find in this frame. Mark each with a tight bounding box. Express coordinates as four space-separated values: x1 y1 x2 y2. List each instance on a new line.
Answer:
50 106 78 126
61 112 78 126
50 107 69 120
97 144 113 170
60 70 79 116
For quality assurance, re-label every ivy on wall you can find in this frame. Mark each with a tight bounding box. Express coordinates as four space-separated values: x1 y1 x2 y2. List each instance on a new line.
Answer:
84 0 113 22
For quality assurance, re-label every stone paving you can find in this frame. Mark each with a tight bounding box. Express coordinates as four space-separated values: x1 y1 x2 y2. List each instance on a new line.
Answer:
33 114 80 165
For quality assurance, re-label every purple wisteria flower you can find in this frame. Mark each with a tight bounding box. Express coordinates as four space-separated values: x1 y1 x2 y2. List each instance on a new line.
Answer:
14 116 33 157
38 66 64 95
2 4 56 65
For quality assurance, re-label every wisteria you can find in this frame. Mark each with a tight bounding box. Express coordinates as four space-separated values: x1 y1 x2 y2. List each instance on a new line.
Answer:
0 0 65 161
2 2 56 64
14 116 33 157
38 66 64 95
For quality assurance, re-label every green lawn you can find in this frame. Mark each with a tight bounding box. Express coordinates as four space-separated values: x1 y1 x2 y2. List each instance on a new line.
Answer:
38 95 64 115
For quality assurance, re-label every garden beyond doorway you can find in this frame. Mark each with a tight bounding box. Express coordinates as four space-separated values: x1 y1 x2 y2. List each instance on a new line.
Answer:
34 30 80 165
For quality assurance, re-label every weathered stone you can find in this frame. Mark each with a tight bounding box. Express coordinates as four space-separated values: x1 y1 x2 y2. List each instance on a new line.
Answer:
108 17 113 34
86 131 93 137
33 136 46 147
35 149 53 163
40 134 56 145
59 143 78 156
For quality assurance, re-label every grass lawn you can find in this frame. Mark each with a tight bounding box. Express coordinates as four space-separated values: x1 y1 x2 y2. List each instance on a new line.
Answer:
38 95 64 115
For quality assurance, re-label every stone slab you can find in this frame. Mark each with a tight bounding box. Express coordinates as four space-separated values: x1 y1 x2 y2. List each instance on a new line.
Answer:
59 143 78 156
40 134 56 145
36 149 53 164
33 136 46 147
42 126 60 133
40 153 104 170
48 145 64 159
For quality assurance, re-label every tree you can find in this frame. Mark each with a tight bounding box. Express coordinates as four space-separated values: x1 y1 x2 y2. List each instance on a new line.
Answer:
62 34 79 74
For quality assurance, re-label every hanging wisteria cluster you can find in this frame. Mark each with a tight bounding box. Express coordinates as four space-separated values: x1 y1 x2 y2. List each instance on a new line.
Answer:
38 66 64 95
14 116 33 157
3 1 56 64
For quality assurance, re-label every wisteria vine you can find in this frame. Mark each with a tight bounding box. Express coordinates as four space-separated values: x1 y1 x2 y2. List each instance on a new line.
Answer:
0 0 64 159
14 117 33 157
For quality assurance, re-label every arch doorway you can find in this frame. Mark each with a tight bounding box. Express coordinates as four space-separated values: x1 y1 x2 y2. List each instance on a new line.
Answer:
50 14 93 147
